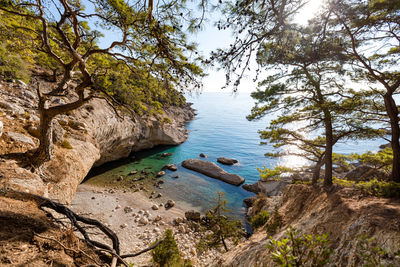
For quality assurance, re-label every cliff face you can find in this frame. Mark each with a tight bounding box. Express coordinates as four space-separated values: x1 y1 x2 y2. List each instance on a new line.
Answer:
0 80 194 203
217 184 400 267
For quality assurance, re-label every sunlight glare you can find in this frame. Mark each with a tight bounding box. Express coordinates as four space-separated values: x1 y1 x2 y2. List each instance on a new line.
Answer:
294 0 325 25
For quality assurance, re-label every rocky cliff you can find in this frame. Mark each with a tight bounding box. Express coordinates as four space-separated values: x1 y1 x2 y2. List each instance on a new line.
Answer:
216 184 400 266
0 80 195 203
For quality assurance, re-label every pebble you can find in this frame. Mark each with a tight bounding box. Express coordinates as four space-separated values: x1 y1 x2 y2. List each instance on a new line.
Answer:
152 204 159 210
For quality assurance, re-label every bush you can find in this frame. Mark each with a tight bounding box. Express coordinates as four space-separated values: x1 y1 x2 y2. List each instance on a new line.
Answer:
266 227 332 267
0 46 30 82
357 179 400 198
61 139 72 149
151 229 182 267
356 235 400 266
251 210 270 230
266 207 283 235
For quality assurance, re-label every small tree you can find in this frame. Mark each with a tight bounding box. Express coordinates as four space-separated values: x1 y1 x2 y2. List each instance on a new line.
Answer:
151 229 182 267
198 191 243 252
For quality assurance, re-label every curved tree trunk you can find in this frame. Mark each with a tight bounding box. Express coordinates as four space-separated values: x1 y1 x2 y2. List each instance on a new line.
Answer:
34 109 54 163
312 154 325 185
384 93 400 182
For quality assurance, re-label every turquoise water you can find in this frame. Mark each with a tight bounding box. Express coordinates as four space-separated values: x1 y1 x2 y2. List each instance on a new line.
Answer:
86 92 384 218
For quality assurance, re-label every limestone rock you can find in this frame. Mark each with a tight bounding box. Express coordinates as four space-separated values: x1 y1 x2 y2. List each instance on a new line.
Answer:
217 157 238 165
156 171 166 177
0 120 3 137
152 204 159 210
185 210 201 221
181 159 245 186
124 206 133 213
345 165 387 182
242 178 291 196
139 217 149 225
0 101 24 115
165 199 175 209
6 131 35 146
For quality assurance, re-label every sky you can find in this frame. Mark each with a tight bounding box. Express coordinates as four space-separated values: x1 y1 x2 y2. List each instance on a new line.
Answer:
83 0 325 93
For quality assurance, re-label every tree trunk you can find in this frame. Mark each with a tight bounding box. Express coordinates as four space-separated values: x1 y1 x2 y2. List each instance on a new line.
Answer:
51 68 57 82
221 236 228 252
312 155 325 185
324 113 333 187
384 93 400 182
33 108 54 164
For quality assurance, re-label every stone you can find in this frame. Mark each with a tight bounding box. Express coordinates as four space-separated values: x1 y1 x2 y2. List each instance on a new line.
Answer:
124 206 133 213
139 217 149 225
26 125 40 138
345 165 388 182
120 223 128 229
23 90 36 99
199 153 207 158
164 164 178 171
161 152 173 157
217 157 239 165
154 215 162 222
0 101 24 115
242 178 291 196
379 143 391 149
156 193 162 198
128 170 138 175
0 120 3 138
116 176 124 182
182 159 245 185
185 210 201 221
165 199 175 209
152 204 159 210
156 171 166 177
6 131 35 146
243 196 256 207
115 205 121 209
173 175 179 178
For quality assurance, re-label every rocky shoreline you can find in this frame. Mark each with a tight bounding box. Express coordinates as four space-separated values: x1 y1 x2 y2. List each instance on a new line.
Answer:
72 184 223 266
0 80 195 204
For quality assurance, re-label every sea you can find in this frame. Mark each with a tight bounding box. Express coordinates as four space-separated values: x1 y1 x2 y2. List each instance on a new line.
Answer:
85 92 384 219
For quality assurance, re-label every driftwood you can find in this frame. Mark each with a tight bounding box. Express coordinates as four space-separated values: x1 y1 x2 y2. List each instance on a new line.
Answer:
0 188 164 266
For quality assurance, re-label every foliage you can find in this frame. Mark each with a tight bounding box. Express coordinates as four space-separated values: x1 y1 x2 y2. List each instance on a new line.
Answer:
356 235 400 267
257 166 293 181
60 140 73 149
0 46 30 82
198 191 243 252
265 207 283 235
351 148 393 174
357 179 400 199
251 210 270 230
151 229 182 267
266 227 332 267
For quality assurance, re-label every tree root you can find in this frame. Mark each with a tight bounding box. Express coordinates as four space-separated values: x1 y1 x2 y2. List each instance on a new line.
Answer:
1 188 164 266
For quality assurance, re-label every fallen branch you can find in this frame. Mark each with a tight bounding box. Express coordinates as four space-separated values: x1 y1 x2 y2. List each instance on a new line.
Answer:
121 239 163 258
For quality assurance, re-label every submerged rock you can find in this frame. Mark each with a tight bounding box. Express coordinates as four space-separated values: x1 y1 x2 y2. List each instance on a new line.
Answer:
181 159 245 186
217 157 239 165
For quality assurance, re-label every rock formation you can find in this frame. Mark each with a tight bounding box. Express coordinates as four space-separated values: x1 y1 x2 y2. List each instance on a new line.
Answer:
181 159 245 185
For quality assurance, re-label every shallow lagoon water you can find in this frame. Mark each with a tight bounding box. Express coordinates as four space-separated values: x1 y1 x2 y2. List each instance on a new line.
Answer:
85 92 383 219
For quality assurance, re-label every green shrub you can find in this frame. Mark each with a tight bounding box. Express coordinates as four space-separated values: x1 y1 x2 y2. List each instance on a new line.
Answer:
251 210 270 230
266 227 332 267
0 46 30 82
356 235 400 266
266 207 283 235
61 139 72 149
151 229 182 267
356 179 400 198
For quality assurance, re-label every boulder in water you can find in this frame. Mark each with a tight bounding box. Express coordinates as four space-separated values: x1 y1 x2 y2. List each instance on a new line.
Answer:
181 159 245 185
217 157 238 165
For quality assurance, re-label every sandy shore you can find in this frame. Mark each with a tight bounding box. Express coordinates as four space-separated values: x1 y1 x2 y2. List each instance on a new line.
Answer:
70 183 221 266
